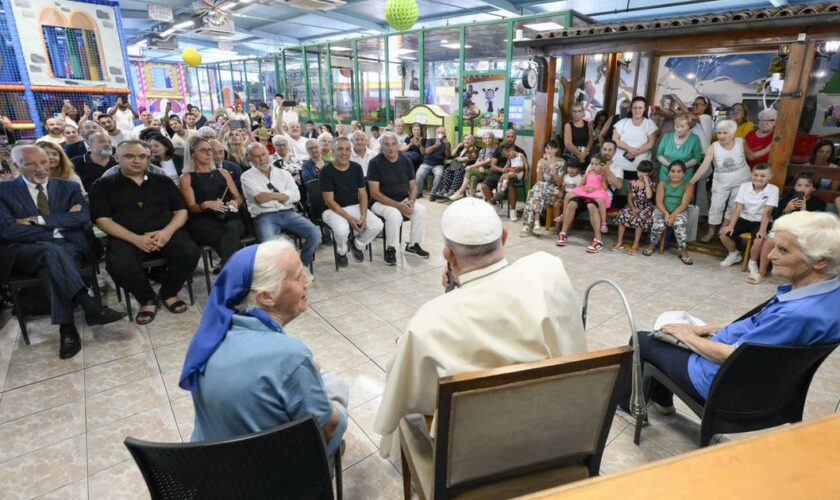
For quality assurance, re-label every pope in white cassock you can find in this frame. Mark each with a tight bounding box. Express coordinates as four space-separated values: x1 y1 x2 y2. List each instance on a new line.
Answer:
374 197 588 458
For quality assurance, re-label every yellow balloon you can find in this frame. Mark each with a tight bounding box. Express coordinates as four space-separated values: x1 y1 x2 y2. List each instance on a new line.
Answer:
182 48 202 67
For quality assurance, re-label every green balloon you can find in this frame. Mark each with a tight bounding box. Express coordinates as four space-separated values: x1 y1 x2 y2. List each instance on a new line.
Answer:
385 0 419 31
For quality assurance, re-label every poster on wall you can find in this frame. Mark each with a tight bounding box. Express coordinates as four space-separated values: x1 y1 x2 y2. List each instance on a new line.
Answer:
463 73 505 134
9 0 129 88
807 56 840 135
654 52 773 110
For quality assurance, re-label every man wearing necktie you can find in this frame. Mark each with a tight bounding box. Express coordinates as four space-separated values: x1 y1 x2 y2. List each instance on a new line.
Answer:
0 145 126 359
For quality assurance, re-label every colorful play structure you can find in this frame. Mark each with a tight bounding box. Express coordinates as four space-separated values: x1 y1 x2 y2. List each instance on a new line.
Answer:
0 0 135 139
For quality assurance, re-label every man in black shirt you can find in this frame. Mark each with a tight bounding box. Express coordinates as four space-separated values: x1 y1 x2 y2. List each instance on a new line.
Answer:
320 137 383 267
414 126 450 201
90 140 200 325
481 128 528 219
72 132 118 192
368 132 429 266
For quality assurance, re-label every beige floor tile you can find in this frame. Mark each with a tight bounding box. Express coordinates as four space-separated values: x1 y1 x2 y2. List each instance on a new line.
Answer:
160 369 190 402
85 375 169 430
342 417 378 469
0 400 85 462
339 361 386 410
0 435 86 499
170 395 195 440
4 343 84 391
152 340 191 373
350 325 401 360
341 454 404 500
0 372 83 424
599 426 673 476
88 459 150 500
0 337 14 392
308 337 369 374
325 310 390 338
84 350 159 396
86 404 181 475
36 479 88 499
83 323 152 369
349 396 382 445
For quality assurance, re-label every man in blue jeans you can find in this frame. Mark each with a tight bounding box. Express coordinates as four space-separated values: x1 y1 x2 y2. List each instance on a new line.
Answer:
415 126 450 201
241 142 320 267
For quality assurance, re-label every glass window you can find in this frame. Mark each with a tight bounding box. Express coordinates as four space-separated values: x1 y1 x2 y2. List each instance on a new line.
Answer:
387 34 420 123
207 66 220 112
464 25 508 136
329 42 353 123
284 49 307 120
231 61 247 107
261 58 278 106
356 37 386 124
464 24 507 72
244 59 263 106
219 63 234 109
423 28 459 115
306 46 325 122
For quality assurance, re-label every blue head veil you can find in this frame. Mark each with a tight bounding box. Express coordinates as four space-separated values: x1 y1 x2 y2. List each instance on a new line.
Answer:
179 245 259 391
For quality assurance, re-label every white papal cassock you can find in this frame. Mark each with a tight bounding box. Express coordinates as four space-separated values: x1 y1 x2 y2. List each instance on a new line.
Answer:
374 251 588 458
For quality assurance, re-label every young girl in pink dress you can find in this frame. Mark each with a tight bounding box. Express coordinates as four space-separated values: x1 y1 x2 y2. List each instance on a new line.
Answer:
566 154 611 210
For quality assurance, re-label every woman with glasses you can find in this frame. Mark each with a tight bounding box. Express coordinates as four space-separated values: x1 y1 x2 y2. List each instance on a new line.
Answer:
180 136 246 272
745 108 777 169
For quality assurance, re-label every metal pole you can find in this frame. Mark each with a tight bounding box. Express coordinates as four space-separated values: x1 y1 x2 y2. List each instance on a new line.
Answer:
581 279 647 444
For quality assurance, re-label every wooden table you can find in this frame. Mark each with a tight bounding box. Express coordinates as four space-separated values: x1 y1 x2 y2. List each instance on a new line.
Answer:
522 414 840 499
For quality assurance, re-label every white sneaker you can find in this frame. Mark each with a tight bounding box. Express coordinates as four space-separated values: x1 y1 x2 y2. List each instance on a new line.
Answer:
720 252 741 267
509 210 518 222
747 260 758 275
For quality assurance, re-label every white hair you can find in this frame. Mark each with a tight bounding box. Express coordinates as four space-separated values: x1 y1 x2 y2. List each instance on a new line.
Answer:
272 135 288 147
196 126 217 139
715 119 737 134
246 141 266 158
772 212 840 274
11 145 44 166
351 130 368 140
317 132 333 142
238 238 297 312
379 131 398 143
758 108 778 121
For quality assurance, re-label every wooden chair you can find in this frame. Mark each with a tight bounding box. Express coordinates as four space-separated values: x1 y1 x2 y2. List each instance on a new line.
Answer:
399 346 632 499
125 416 342 500
738 232 753 272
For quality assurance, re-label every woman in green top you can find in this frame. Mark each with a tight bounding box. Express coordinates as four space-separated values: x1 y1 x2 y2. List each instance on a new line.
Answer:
656 113 703 181
644 160 694 264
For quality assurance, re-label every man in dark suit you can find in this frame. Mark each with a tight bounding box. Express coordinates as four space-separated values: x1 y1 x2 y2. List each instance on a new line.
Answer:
0 145 126 359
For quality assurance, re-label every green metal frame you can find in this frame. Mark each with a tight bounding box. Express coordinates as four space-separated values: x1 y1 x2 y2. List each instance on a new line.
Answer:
189 10 572 135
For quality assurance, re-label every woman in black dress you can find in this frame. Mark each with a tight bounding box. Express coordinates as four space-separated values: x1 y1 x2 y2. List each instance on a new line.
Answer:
563 102 593 164
180 137 246 273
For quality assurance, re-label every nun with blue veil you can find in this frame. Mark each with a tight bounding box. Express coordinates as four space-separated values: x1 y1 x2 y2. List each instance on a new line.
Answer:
179 238 348 457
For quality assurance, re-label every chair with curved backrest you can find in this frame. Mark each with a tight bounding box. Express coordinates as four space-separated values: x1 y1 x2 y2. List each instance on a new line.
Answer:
306 178 372 271
638 295 839 447
124 416 341 500
399 346 632 499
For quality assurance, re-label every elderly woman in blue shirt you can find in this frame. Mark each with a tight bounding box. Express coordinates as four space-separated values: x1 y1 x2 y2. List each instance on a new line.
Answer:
620 211 840 413
179 239 347 456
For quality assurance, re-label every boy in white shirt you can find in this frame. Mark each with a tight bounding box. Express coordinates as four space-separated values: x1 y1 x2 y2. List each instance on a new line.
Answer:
719 163 779 273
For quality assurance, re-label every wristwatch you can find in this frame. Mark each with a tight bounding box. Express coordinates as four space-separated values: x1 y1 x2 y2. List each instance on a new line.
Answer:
27 216 40 225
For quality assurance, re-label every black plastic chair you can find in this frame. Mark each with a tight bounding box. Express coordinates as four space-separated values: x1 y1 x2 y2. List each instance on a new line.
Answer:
116 257 195 322
306 179 372 271
6 266 100 345
124 416 342 500
199 236 258 293
642 341 838 447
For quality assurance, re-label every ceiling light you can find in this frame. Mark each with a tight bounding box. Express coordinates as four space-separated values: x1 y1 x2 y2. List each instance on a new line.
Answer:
160 28 176 37
399 56 416 60
330 46 352 52
173 20 194 29
396 48 416 54
522 21 564 31
441 43 460 49
440 39 447 44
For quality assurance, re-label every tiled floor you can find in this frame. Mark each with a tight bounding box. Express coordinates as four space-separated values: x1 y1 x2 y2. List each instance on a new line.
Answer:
1 200 838 499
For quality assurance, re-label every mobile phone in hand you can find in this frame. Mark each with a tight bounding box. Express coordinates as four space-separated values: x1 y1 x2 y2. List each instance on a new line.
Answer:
793 191 805 201
623 151 635 161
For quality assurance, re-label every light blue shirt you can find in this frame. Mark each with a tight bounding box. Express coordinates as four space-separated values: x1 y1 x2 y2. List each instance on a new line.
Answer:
191 314 346 456
688 277 840 398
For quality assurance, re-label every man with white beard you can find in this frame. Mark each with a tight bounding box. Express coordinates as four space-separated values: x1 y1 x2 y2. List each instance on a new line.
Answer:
240 142 320 268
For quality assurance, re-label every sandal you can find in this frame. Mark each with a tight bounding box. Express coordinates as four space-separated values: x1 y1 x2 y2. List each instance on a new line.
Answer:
746 272 763 285
679 254 694 266
586 239 604 253
555 232 568 247
600 223 609 234
642 247 655 256
625 247 638 256
162 297 188 314
610 242 624 251
135 303 159 326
